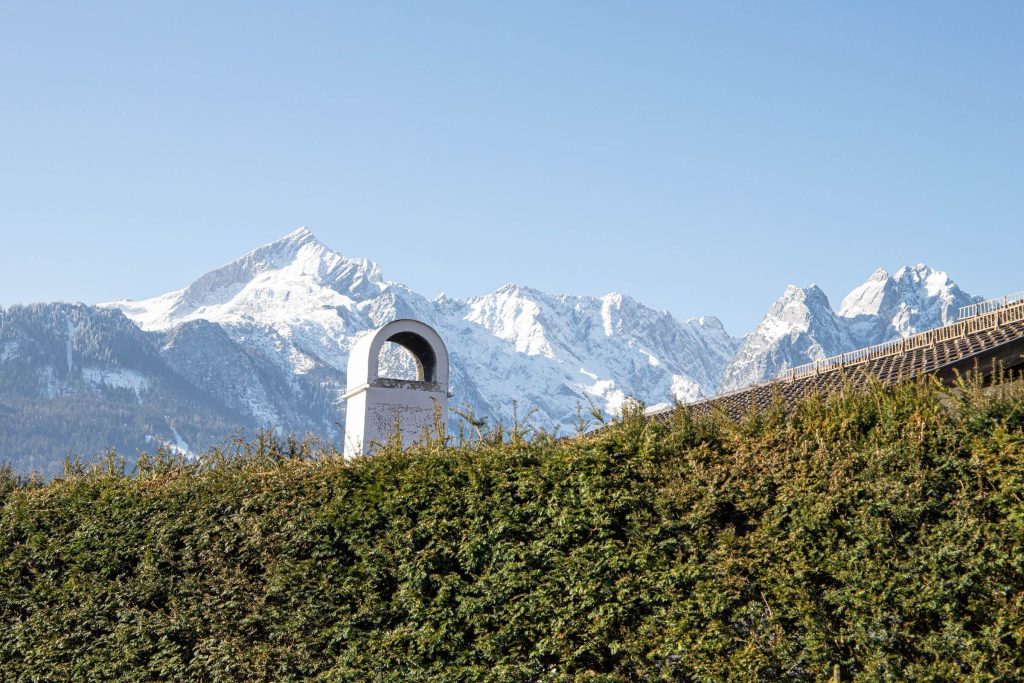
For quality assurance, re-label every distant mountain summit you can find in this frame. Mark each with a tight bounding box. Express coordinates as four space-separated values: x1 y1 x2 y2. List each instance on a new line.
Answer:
839 265 976 346
0 227 985 473
720 264 982 392
110 226 386 334
719 285 853 392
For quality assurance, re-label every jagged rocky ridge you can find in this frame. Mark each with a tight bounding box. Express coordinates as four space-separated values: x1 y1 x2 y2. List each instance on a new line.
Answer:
719 265 980 392
0 228 982 472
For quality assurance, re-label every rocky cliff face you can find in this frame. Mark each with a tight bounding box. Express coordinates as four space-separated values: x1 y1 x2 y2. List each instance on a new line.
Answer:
839 265 977 347
719 285 853 392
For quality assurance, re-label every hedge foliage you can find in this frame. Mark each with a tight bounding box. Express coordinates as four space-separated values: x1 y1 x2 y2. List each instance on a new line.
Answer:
2 376 1024 681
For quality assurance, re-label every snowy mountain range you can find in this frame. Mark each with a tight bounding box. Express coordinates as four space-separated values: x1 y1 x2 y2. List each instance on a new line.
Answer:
719 265 979 391
0 227 982 473
106 227 739 432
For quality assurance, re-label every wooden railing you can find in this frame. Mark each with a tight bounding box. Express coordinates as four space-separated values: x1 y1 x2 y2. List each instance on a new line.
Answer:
781 295 1024 382
959 291 1024 320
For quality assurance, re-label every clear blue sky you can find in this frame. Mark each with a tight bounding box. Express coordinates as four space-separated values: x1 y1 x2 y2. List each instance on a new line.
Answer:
1 2 1021 334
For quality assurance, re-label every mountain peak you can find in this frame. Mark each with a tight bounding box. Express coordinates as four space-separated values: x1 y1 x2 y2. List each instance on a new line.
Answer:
104 227 389 331
488 283 552 302
840 264 947 320
764 284 834 334
778 284 828 307
893 263 933 281
257 226 325 261
283 225 315 242
890 264 960 297
836 263 978 347
719 281 850 392
495 283 522 295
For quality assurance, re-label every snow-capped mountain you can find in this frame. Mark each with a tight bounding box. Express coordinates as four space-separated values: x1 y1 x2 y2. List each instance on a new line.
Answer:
105 228 738 437
839 265 977 347
2 228 984 474
456 284 737 418
719 285 853 392
720 264 982 391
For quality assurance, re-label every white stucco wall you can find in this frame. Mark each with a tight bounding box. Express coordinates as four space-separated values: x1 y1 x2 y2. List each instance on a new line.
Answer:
343 319 449 456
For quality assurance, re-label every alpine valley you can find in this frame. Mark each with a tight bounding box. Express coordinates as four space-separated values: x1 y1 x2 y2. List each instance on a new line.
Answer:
0 228 981 474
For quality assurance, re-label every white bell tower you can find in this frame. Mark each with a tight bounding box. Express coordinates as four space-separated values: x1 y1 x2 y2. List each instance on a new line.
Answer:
342 319 450 456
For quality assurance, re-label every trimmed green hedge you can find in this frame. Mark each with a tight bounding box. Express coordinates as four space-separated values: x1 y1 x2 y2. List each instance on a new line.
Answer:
2 378 1023 681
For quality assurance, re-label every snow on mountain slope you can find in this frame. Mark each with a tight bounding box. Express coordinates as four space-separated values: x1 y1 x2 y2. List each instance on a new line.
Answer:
839 264 980 346
460 285 735 409
719 285 853 392
110 228 381 372
105 228 738 434
720 265 981 391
